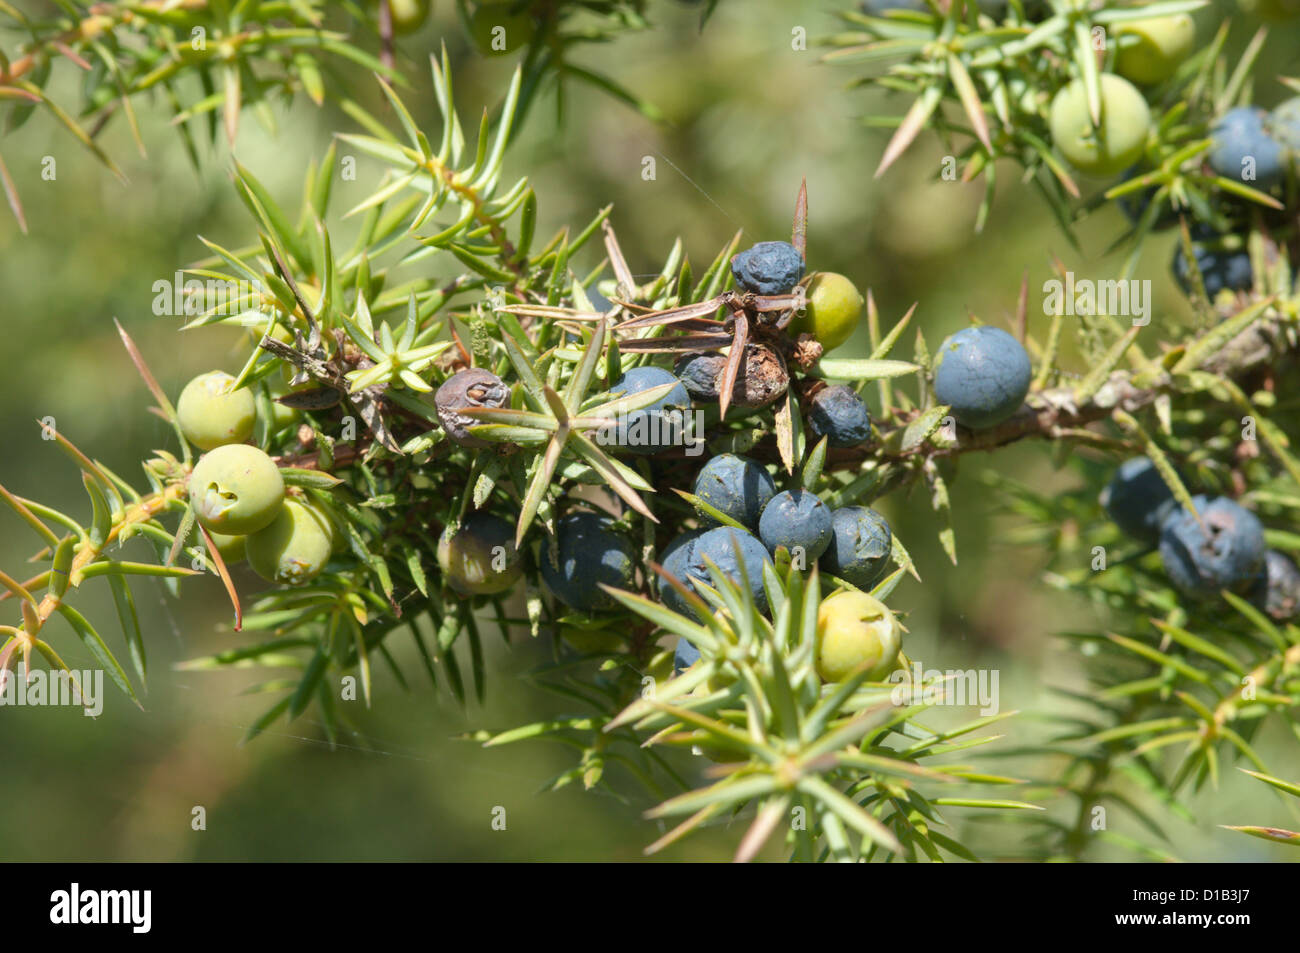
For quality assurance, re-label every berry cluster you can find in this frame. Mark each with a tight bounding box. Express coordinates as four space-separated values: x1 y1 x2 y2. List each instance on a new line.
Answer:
1102 456 1300 619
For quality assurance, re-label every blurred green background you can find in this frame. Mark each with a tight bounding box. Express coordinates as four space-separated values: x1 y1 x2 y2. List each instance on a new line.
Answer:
2 0 1297 861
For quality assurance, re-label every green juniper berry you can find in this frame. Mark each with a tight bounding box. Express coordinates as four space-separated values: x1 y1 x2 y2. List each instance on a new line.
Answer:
246 498 336 586
437 512 524 596
176 371 257 451
189 445 286 536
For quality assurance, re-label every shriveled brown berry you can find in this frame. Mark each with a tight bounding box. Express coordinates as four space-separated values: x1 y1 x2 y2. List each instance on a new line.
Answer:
435 368 510 448
733 343 789 408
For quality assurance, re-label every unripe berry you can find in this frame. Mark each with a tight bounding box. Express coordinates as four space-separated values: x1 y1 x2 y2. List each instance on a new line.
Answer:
1113 15 1196 86
437 512 523 595
815 590 902 683
246 499 336 585
758 489 833 562
208 531 246 565
1159 495 1266 597
388 0 431 34
189 445 285 536
1049 75 1151 177
470 3 533 56
933 326 1032 429
177 371 256 450
692 454 776 531
787 272 863 352
1236 0 1300 22
539 511 636 611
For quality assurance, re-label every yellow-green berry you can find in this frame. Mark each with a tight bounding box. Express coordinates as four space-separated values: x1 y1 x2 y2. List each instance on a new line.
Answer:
815 589 901 682
177 371 256 450
208 531 246 565
246 498 336 585
788 272 863 352
189 444 285 536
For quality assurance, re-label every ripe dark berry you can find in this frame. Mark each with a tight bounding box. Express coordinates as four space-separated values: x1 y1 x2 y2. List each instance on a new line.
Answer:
607 365 691 455
806 385 872 448
1158 495 1266 597
659 526 772 615
177 370 256 450
1101 456 1178 543
731 241 805 296
658 528 707 615
539 511 636 612
189 444 285 536
759 489 834 562
435 368 510 449
437 512 523 595
674 352 727 402
673 637 701 676
1171 241 1253 298
815 590 902 683
246 498 336 585
692 454 776 531
1208 107 1286 190
820 506 892 590
1249 550 1300 621
932 326 1032 430
1117 167 1180 230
